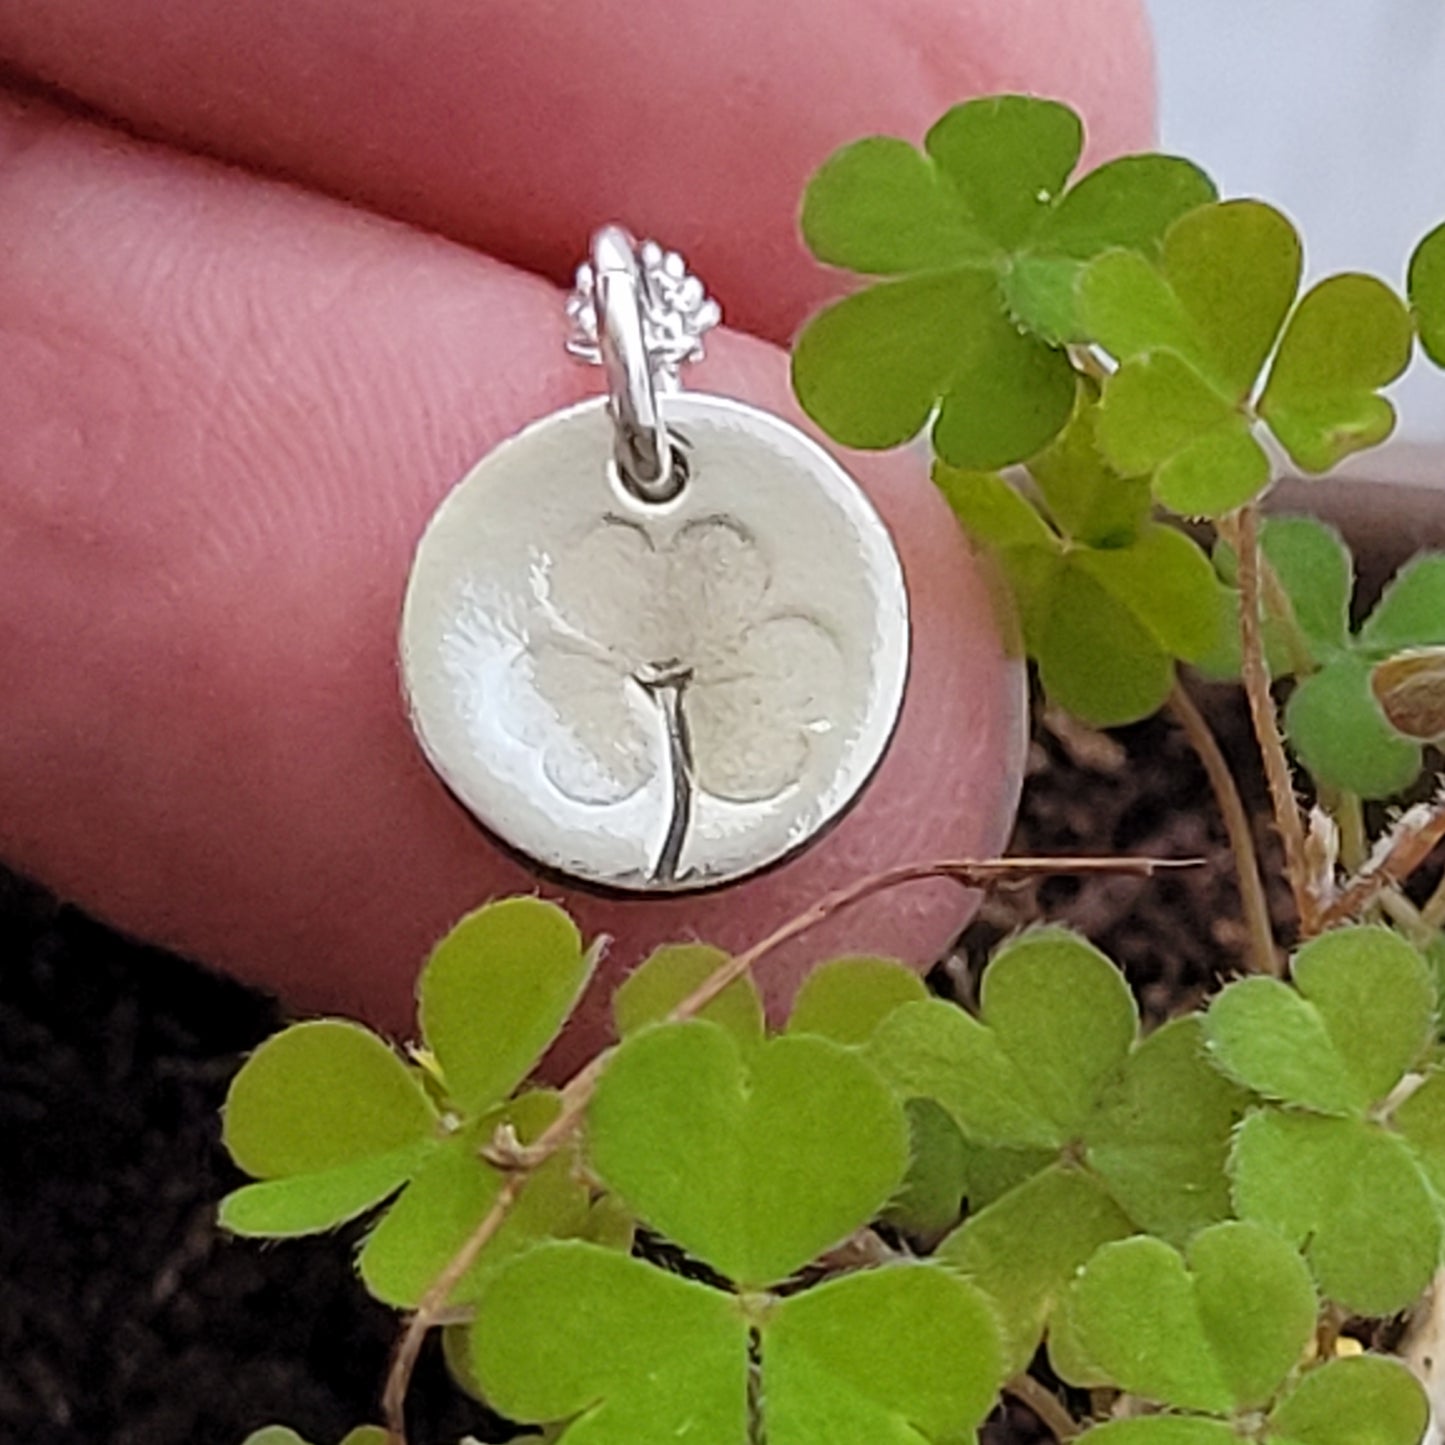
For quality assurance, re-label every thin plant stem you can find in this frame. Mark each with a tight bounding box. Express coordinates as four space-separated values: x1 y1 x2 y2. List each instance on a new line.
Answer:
1005 1373 1080 1443
1229 506 1319 936
1378 887 1436 948
381 852 1194 1444
1167 681 1281 975
1422 868 1445 932
1330 789 1368 874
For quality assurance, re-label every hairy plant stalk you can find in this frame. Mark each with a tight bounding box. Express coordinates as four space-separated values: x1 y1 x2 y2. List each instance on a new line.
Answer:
1229 506 1319 936
381 852 1193 1444
1005 1373 1080 1442
1167 681 1282 976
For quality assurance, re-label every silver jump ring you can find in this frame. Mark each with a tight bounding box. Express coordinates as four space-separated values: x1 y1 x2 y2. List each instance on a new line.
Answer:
592 225 680 504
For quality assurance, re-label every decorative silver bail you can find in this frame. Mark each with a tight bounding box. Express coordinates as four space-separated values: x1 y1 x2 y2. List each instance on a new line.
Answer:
593 225 675 501
566 225 722 505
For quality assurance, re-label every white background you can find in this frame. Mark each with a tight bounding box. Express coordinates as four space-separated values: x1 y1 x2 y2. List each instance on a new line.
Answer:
1147 0 1445 475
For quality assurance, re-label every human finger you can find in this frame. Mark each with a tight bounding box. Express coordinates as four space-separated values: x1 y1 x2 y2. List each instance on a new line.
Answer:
0 0 1156 342
0 92 1026 1068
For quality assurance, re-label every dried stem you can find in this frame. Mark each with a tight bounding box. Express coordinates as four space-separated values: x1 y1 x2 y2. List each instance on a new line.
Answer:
1167 681 1282 975
381 852 1194 1444
1005 1373 1081 1443
1229 506 1319 936
1318 787 1445 929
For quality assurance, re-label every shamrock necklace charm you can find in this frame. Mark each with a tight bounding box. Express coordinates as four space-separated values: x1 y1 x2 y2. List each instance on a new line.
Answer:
400 225 910 892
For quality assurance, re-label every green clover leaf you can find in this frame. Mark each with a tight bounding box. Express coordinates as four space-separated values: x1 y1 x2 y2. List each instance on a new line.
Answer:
1287 654 1424 798
1068 1222 1318 1414
221 898 598 1306
357 1091 589 1308
787 955 930 1046
220 1019 438 1236
1409 220 1445 369
1080 201 1300 515
1204 926 1436 1116
1026 391 1155 548
763 1263 1004 1445
1081 203 1410 514
793 95 1215 469
870 935 1247 1366
612 942 765 1050
867 929 1138 1151
1279 549 1445 797
1267 1355 1429 1445
1257 274 1413 473
1240 517 1445 795
418 896 596 1115
1082 1016 1250 1243
587 1020 908 1287
473 1241 750 1444
1259 515 1354 663
884 1098 972 1243
1359 554 1445 652
1208 928 1440 1315
782 957 960 1242
937 1163 1133 1374
940 450 1229 725
473 1242 1005 1445
1076 1355 1428 1445
1230 1111 1439 1317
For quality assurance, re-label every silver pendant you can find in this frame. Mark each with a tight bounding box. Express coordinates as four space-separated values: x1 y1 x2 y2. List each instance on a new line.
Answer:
400 226 909 893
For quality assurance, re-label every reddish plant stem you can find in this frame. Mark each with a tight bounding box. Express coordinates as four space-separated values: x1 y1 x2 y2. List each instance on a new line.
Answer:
1231 505 1319 936
381 852 1191 1444
1167 681 1282 976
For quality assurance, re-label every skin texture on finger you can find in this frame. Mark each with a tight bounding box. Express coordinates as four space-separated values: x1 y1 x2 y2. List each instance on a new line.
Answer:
0 93 1026 1073
0 0 1156 343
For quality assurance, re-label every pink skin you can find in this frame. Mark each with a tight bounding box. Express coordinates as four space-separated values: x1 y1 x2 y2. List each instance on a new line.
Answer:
0 2 1154 1073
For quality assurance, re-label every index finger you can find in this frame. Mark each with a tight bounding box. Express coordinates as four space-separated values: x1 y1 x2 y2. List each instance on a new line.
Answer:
0 0 1155 341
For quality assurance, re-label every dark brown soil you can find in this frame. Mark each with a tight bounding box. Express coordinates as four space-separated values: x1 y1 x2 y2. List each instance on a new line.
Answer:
0 684 1370 1445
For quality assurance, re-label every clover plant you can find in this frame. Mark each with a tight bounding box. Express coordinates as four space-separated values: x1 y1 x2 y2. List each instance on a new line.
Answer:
233 96 1445 1445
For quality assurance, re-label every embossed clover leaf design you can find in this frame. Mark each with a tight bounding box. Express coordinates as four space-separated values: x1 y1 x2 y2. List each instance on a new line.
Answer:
527 515 844 829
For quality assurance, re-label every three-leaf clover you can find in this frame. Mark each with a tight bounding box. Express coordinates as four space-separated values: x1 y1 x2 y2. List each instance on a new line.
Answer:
866 929 1249 1368
1204 926 1445 1314
792 95 1216 469
940 402 1230 725
1064 1221 1428 1445
467 992 1004 1444
1241 515 1445 797
586 1018 908 1288
1079 201 1413 515
473 1241 1005 1445
220 898 597 1306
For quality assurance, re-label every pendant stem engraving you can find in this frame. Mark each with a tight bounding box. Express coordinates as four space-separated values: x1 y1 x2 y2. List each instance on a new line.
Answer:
635 661 696 884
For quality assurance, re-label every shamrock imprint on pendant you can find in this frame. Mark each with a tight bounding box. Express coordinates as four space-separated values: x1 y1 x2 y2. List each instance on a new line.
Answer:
525 514 845 880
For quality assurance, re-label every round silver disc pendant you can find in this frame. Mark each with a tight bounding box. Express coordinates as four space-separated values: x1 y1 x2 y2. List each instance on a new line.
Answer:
400 392 909 892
